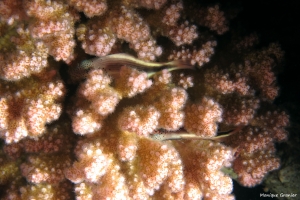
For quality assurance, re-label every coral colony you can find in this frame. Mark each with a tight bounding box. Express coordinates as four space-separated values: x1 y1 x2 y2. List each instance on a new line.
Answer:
0 0 289 199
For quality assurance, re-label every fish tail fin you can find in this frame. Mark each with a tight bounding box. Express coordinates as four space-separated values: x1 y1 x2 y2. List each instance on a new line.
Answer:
216 125 245 142
167 59 194 70
210 133 232 141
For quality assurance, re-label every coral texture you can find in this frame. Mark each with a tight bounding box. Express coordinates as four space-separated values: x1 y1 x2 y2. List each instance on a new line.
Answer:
0 0 290 199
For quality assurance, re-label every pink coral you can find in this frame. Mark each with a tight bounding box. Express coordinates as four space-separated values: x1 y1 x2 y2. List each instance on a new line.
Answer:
0 27 49 81
0 77 65 143
65 136 185 199
224 110 289 186
0 0 27 24
175 140 234 199
117 131 138 162
72 104 105 135
166 21 198 46
114 66 153 97
70 69 120 135
0 0 291 199
162 1 183 26
67 0 107 18
21 154 71 184
64 139 114 183
24 0 78 63
20 181 73 200
184 97 223 137
118 105 160 136
131 0 168 10
155 87 187 130
79 69 120 115
76 20 116 56
77 5 163 60
233 148 280 187
169 41 217 67
199 5 229 34
221 96 260 126
245 43 284 100
70 66 155 135
205 66 252 95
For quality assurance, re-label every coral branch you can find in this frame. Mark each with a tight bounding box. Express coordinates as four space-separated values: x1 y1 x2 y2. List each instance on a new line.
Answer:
0 0 290 198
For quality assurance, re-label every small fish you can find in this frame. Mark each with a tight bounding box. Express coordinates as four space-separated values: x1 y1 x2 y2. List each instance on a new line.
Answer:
150 126 243 142
150 132 231 142
79 53 194 71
